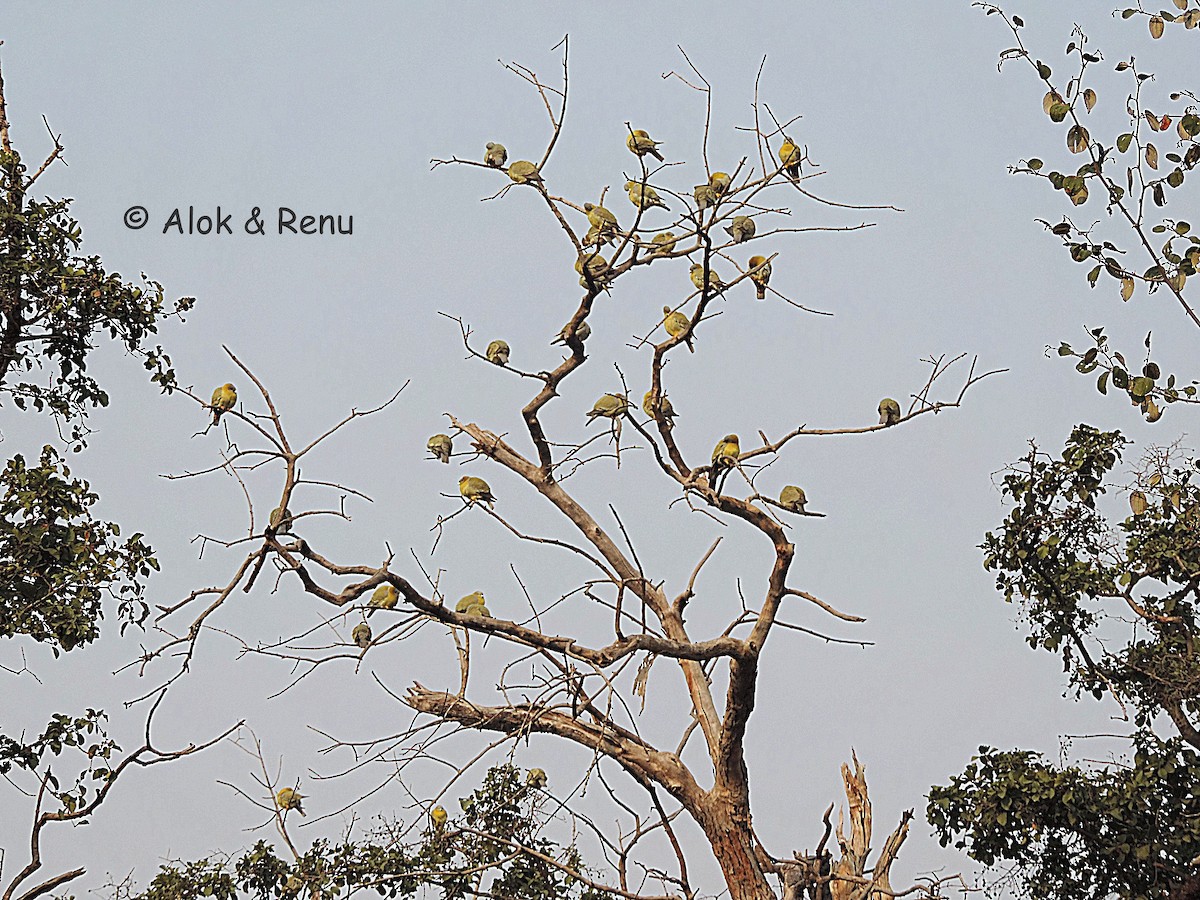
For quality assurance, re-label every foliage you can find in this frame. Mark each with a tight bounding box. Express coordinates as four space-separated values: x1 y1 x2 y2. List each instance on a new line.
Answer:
131 766 614 900
0 149 191 433
0 58 216 900
0 127 189 651
930 426 1200 895
0 709 119 814
930 737 1200 900
0 445 158 652
932 8 1200 899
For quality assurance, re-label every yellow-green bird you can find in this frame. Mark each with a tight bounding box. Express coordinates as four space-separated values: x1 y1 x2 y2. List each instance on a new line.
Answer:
526 768 548 789
276 787 305 816
431 805 449 827
662 306 694 353
552 319 591 345
779 484 808 513
649 232 677 255
693 183 718 210
586 393 629 424
748 255 772 300
210 383 237 424
724 216 755 243
642 389 677 423
486 340 510 366
878 398 902 426
465 602 491 617
690 263 724 293
625 180 668 211
584 202 619 234
269 506 293 533
711 434 740 469
455 591 486 613
507 160 543 184
709 171 732 195
575 250 611 283
484 142 508 168
459 475 496 507
779 138 802 178
368 583 399 617
427 433 453 464
352 622 372 648
626 129 664 161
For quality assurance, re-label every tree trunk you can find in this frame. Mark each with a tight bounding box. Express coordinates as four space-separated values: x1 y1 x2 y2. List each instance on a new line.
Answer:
696 795 777 900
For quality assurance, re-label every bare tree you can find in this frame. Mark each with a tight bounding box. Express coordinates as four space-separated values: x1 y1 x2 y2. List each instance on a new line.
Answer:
142 44 994 900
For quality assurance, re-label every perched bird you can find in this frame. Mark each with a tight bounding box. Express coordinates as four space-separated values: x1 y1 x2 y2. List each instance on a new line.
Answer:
276 787 305 816
711 434 741 470
552 319 591 345
649 232 677 255
584 202 619 239
368 583 399 617
690 263 724 293
586 393 630 423
575 250 611 284
626 129 664 161
431 805 449 827
486 339 510 366
693 183 718 211
878 398 902 426
779 484 808 513
455 591 486 613
352 622 372 648
724 216 755 243
507 160 543 184
465 603 491 617
459 475 496 507
625 181 668 211
662 306 694 353
210 383 237 424
642 389 677 423
779 138 802 178
484 142 508 168
526 768 548 789
427 433 453 464
268 506 293 533
709 171 732 195
748 255 772 300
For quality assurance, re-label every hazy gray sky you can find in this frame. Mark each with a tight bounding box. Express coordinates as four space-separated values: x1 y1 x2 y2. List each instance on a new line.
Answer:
2 3 1195 896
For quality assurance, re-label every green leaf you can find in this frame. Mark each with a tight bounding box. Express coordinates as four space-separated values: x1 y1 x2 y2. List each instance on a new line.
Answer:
1130 375 1154 397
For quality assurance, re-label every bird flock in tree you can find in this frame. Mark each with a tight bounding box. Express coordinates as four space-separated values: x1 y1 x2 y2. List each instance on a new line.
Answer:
195 122 918 819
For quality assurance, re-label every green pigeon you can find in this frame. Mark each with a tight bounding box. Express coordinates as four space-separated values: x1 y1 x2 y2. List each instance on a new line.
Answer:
427 433 453 464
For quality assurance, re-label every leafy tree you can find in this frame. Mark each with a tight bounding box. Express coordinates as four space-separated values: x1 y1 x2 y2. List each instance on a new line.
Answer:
116 44 994 900
123 765 614 900
0 59 191 654
929 6 1200 899
0 54 221 900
